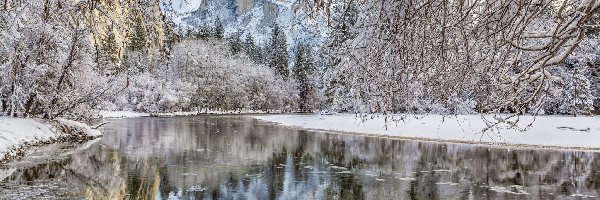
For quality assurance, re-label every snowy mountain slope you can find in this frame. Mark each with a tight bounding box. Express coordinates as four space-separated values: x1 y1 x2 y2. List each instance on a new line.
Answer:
174 0 330 61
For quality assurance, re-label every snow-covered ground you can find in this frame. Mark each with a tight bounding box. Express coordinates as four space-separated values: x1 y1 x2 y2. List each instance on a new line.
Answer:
97 110 152 118
253 114 600 149
98 110 282 118
0 117 101 162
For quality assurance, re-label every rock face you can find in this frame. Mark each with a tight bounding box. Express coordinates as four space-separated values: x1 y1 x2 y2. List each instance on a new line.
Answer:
179 0 330 59
87 0 328 65
88 0 169 63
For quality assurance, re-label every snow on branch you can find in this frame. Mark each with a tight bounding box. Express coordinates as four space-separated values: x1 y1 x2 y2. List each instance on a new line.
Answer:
321 0 599 116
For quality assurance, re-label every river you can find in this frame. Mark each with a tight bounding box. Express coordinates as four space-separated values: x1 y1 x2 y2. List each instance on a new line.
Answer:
1 116 599 199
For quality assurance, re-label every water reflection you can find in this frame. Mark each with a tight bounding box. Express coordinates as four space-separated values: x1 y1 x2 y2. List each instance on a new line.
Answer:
1 116 599 199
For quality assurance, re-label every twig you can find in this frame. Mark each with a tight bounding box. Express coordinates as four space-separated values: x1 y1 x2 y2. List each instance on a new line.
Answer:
91 121 110 129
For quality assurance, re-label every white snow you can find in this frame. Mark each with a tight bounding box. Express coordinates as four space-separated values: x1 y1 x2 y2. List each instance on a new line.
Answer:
0 117 58 161
253 114 600 149
0 117 102 161
98 110 282 119
56 118 102 137
97 110 151 118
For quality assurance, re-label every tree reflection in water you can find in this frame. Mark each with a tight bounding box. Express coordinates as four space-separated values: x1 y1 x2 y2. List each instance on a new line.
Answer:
1 116 599 199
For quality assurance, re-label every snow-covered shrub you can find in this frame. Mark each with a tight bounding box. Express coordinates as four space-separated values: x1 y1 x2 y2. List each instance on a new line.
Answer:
105 39 298 113
0 0 117 119
321 0 599 116
182 39 298 112
540 60 595 116
535 35 599 115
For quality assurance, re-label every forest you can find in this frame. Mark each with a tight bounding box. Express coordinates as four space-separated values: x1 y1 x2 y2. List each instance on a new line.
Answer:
0 0 599 121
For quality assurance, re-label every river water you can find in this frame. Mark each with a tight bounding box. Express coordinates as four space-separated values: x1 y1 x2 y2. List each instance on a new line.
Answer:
1 116 599 199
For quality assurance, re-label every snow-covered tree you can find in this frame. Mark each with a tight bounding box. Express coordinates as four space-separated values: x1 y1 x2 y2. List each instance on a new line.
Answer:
105 39 299 113
99 29 123 74
293 44 318 112
227 30 243 55
213 17 224 39
128 15 147 52
317 0 599 118
562 64 594 116
196 22 211 40
542 61 595 116
243 33 262 63
0 0 119 119
268 24 290 79
321 0 360 113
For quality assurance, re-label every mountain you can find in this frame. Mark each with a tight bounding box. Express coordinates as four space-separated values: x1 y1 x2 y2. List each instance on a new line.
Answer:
174 0 330 62
90 0 172 65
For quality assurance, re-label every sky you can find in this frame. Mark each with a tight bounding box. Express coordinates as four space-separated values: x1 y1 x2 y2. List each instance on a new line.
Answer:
167 0 202 14
162 0 202 24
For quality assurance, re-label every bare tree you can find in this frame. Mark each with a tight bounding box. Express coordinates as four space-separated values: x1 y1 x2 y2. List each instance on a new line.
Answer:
317 0 599 118
0 0 120 119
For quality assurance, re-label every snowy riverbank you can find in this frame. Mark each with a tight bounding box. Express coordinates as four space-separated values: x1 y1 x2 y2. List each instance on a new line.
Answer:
97 110 282 118
253 114 600 150
0 117 102 162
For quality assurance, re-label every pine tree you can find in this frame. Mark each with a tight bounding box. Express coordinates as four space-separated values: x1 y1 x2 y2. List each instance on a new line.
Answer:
559 61 594 116
228 30 243 55
213 17 224 39
293 44 317 112
268 24 289 78
99 30 123 74
257 46 267 64
197 22 210 40
243 33 262 63
128 15 147 52
243 33 254 55
161 20 181 59
570 66 594 116
185 29 193 38
265 27 277 65
100 31 119 63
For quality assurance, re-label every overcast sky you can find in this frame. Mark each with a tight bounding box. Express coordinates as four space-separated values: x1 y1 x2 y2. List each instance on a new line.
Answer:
168 0 202 13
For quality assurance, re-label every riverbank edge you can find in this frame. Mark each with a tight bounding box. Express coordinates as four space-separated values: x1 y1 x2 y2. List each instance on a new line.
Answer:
97 110 297 118
251 115 600 152
0 118 102 164
96 111 600 152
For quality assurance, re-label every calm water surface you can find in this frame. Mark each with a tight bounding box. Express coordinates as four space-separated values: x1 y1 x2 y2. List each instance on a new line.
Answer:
1 116 599 199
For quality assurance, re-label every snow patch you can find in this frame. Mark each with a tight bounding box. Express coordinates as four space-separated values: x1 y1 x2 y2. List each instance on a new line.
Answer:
97 110 151 118
98 110 285 119
435 182 460 186
397 177 416 181
569 194 596 198
330 166 348 170
489 185 530 195
252 114 600 149
0 117 102 162
55 118 102 137
432 169 453 172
